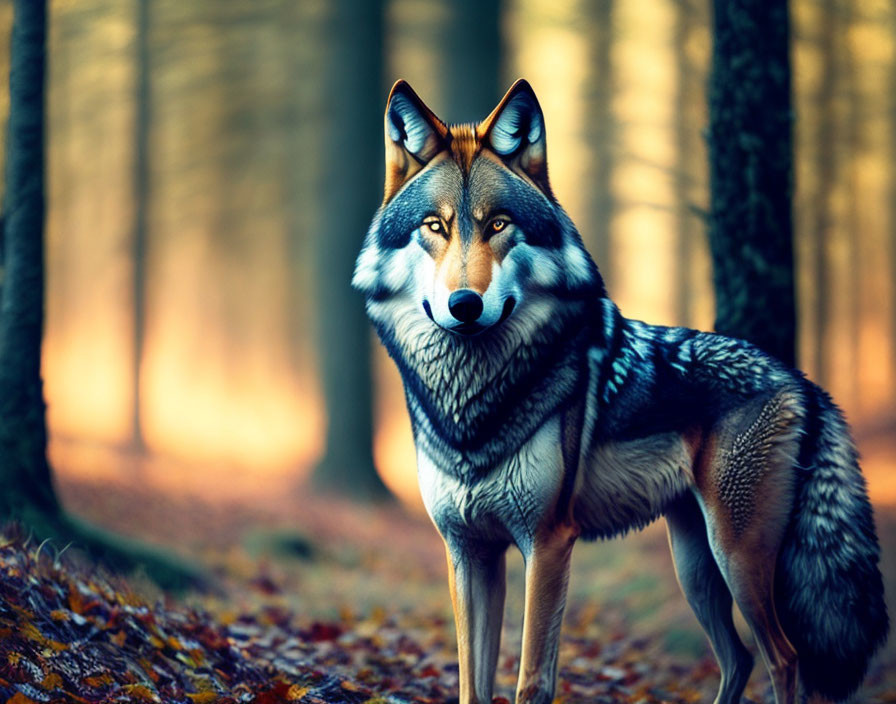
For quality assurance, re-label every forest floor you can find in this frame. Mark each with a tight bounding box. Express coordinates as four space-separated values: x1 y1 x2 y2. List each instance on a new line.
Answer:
1 433 895 704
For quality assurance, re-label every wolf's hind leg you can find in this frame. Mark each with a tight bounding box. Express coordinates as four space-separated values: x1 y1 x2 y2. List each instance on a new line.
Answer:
711 542 798 704
666 493 754 704
698 390 804 704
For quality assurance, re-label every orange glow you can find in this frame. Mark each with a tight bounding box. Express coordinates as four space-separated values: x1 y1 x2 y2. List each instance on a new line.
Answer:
43 327 134 444
374 346 425 511
33 0 896 515
141 324 323 470
374 410 422 512
49 436 304 506
45 329 324 487
505 0 589 224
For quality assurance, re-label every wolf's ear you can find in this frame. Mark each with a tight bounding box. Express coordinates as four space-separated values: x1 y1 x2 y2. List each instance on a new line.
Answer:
480 79 551 197
384 80 448 202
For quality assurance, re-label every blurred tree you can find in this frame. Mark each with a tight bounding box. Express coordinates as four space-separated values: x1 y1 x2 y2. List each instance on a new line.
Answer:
311 0 390 500
386 0 503 121
0 0 200 589
706 0 796 366
132 0 150 452
809 0 836 388
584 0 614 290
842 3 861 410
283 3 327 416
674 0 696 326
0 214 4 291
441 0 502 122
892 7 896 393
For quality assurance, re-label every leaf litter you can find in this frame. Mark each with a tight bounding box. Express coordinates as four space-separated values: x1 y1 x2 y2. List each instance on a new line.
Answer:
1 472 891 704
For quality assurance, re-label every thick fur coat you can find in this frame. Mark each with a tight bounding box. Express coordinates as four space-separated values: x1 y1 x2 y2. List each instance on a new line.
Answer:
353 79 888 704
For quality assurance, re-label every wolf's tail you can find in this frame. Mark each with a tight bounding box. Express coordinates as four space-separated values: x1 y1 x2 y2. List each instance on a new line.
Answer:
775 381 888 701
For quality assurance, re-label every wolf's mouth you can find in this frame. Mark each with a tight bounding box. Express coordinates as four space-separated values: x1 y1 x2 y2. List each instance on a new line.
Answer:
497 296 517 324
422 297 516 336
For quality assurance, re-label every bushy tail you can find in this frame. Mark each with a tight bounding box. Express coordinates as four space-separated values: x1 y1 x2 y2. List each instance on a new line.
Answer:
776 382 888 701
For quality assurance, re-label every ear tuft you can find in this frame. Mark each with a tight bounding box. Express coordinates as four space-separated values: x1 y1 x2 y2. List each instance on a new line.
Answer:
480 80 552 196
487 87 544 156
385 81 445 163
382 81 446 201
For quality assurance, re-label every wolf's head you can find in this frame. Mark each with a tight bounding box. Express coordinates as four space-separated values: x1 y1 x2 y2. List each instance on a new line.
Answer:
354 80 601 346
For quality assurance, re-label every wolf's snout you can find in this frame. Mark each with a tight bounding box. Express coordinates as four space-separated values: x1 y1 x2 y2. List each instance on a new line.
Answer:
448 289 483 323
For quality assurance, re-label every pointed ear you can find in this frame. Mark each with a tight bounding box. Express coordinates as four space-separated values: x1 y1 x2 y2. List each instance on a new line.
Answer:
383 80 448 202
479 79 552 197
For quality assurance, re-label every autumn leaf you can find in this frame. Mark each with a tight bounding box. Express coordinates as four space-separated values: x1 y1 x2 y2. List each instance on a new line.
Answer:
41 671 63 688
7 693 40 704
122 683 162 702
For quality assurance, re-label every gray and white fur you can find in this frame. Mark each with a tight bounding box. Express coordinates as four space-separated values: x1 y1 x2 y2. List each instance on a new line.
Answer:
353 79 888 704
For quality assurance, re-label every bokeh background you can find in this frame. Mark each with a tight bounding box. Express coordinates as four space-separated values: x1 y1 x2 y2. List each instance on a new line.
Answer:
1 2 895 701
0 0 893 507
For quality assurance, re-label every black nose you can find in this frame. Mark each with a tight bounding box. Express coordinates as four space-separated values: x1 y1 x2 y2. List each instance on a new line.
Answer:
448 289 483 323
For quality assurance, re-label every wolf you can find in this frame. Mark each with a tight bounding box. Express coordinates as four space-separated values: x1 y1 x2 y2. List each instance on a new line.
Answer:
352 79 888 704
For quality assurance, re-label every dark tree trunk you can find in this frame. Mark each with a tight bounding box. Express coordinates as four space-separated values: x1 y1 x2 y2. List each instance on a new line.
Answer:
0 0 59 519
132 0 150 452
0 0 202 590
584 0 615 291
707 0 796 367
311 0 389 500
440 0 502 123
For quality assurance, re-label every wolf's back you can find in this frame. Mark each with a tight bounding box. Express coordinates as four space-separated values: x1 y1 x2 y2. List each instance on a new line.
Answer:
775 381 888 701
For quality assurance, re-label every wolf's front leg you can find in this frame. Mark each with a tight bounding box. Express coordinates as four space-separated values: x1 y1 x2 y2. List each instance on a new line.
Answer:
516 524 579 704
445 538 508 704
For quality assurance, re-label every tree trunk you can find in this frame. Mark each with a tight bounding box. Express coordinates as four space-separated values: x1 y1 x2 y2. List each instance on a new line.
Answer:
892 9 896 396
809 0 836 388
842 5 861 410
584 0 614 292
131 0 150 452
0 0 59 519
674 0 695 327
440 0 502 123
311 0 389 500
706 0 796 367
0 0 203 590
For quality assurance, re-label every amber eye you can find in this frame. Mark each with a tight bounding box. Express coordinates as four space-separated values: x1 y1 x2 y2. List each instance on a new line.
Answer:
489 218 509 234
423 218 445 236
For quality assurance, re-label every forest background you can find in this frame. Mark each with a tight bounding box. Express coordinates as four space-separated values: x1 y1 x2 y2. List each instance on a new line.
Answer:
0 1 894 701
0 0 891 508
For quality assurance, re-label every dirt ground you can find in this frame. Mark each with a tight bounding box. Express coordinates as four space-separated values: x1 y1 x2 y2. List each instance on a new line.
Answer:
42 428 896 703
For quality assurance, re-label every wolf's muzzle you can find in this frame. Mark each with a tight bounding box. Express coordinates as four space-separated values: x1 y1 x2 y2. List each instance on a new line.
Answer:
423 293 516 337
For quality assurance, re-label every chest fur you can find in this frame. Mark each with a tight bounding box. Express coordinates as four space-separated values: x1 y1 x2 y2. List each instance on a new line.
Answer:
417 416 565 554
